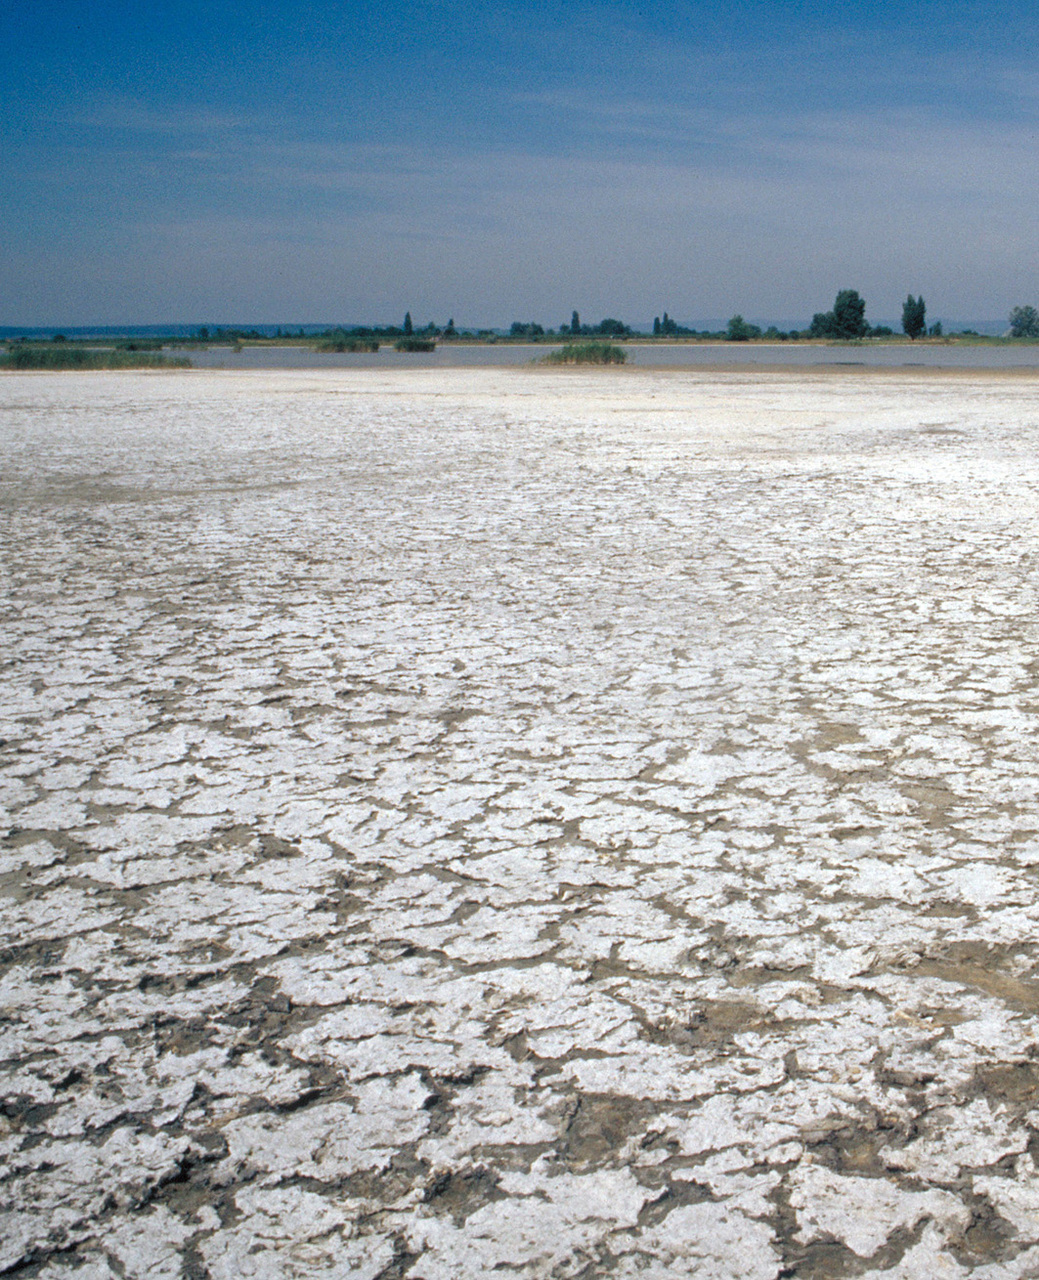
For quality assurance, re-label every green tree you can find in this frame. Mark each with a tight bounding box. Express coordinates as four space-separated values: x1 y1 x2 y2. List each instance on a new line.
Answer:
1009 305 1039 338
901 295 926 339
832 289 867 338
808 311 836 338
570 310 580 335
403 311 413 336
726 315 761 341
808 289 867 339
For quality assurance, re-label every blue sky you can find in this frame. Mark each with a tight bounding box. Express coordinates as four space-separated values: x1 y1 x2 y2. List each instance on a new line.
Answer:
3 0 1038 326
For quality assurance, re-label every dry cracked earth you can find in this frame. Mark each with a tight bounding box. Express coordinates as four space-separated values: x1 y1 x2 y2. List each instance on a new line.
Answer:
4 365 1039 1278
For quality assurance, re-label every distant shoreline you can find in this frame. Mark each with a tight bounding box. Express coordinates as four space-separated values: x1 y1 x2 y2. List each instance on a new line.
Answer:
9 333 1039 374
8 362 1039 382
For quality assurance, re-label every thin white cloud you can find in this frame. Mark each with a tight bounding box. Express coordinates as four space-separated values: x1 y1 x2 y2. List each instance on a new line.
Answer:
6 100 1039 325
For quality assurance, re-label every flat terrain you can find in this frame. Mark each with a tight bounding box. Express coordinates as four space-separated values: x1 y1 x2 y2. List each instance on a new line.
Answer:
4 367 1039 1277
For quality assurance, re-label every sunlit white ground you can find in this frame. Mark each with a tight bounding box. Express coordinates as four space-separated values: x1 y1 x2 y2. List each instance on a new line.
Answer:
4 367 1039 1277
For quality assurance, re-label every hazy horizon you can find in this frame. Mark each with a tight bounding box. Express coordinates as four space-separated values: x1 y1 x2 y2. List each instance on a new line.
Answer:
0 315 1014 339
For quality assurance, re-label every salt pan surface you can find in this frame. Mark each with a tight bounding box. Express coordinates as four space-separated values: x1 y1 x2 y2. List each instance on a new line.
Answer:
4 366 1039 1276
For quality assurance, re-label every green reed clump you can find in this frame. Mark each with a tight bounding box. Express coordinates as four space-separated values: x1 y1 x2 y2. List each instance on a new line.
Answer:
540 341 627 365
394 337 437 352
315 338 380 352
1 345 190 370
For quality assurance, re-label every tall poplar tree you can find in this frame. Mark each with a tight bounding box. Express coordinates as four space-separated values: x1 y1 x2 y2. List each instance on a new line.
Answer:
902 295 926 339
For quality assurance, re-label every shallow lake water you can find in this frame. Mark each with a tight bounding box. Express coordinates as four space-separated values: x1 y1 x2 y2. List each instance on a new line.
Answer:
175 339 1039 370
5 366 1039 1277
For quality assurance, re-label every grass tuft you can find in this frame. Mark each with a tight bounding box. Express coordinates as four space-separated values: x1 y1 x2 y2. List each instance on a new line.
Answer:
540 341 627 365
394 338 437 353
1 345 190 371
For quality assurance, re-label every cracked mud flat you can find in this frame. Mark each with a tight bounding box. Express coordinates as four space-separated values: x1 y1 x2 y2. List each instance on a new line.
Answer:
4 366 1039 1277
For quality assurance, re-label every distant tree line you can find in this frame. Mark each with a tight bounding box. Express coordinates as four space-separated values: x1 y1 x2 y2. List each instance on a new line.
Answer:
653 312 697 336
557 312 634 337
196 326 269 341
303 313 451 342
184 299 1039 347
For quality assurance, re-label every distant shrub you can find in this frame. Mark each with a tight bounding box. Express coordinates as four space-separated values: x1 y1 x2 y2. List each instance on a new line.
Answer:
1 345 190 370
316 338 380 352
394 338 436 352
541 342 627 365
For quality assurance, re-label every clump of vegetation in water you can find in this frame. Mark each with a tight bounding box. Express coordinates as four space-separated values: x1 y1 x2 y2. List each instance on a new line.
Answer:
315 338 380 352
394 337 436 352
541 341 627 365
1 345 190 370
